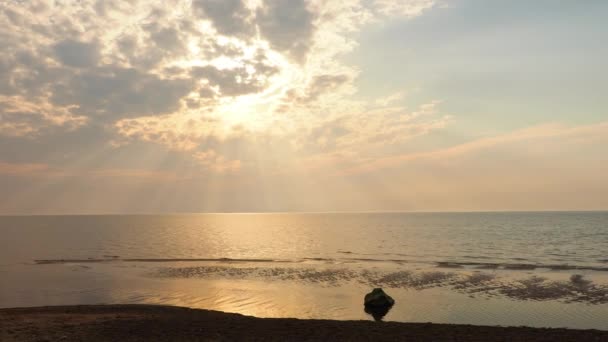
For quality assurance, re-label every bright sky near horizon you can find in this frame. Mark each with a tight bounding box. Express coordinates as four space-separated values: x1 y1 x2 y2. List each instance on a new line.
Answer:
0 0 607 213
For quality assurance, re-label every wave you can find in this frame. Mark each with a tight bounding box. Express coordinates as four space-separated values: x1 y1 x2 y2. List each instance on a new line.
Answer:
33 257 608 272
34 258 278 264
435 261 608 272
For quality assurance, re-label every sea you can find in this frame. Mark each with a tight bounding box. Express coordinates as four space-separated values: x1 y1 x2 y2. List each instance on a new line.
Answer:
1 212 607 329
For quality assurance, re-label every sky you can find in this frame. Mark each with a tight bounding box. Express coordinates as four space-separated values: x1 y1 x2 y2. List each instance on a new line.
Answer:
0 0 607 214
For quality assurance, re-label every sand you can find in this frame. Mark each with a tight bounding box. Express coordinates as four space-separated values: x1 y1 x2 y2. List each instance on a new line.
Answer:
1 305 607 341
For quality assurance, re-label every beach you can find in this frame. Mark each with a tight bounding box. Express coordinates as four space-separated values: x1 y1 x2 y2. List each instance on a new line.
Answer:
2 305 607 341
2 0 606 339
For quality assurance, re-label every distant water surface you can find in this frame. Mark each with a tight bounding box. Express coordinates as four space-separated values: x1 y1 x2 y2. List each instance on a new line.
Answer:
2 212 607 268
1 212 607 329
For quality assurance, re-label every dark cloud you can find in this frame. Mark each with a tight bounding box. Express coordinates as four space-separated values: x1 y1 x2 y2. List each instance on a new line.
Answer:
191 60 278 97
200 38 245 59
256 0 316 62
116 35 139 60
191 0 317 61
149 26 184 52
52 40 100 68
3 7 22 26
191 66 260 97
111 23 189 69
192 0 254 37
11 60 66 99
198 86 217 99
49 66 193 121
0 55 17 95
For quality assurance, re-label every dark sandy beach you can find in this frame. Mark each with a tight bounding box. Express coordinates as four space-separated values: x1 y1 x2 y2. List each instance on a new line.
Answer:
1 305 606 341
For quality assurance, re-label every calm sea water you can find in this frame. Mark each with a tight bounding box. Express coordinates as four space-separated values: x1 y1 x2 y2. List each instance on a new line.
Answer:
1 212 607 329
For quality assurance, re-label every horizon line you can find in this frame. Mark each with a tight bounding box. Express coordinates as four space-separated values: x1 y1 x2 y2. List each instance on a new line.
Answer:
1 209 607 216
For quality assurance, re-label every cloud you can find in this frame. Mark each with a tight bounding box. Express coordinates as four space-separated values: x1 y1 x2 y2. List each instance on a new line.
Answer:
256 0 317 62
373 0 438 18
303 101 450 151
345 121 608 175
191 63 277 97
375 91 406 106
298 74 351 103
52 39 100 68
50 66 194 121
0 0 445 176
113 112 222 152
192 0 255 37
0 95 86 136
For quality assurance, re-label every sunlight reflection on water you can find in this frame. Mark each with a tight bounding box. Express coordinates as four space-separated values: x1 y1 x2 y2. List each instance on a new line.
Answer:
1 212 608 329
1 261 608 329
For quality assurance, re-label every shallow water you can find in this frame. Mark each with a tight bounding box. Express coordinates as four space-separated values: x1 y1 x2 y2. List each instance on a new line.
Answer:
1 212 607 329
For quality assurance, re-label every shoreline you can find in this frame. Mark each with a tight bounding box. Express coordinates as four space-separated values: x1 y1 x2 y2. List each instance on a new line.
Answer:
1 305 607 341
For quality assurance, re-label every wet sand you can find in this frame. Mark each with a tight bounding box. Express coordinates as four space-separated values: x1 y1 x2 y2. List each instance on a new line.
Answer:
1 305 606 341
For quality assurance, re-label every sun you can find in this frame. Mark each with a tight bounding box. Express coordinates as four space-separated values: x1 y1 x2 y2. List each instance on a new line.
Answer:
209 60 303 132
181 36 305 132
